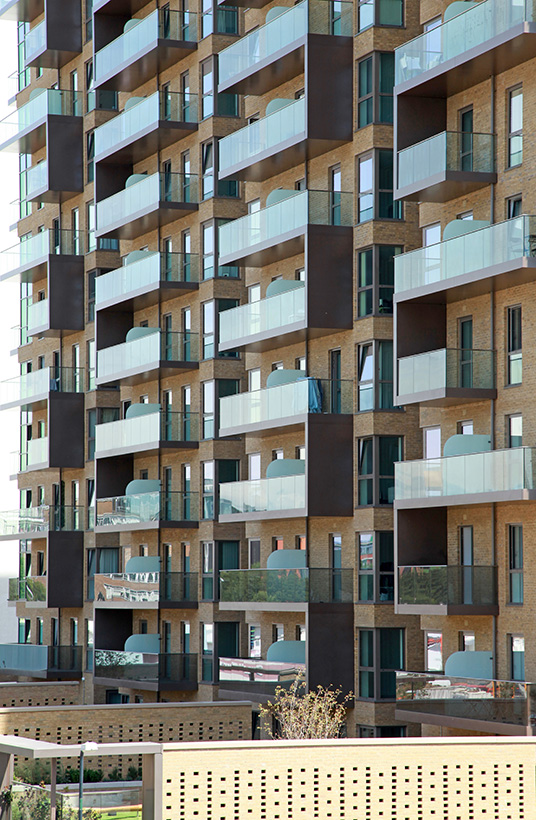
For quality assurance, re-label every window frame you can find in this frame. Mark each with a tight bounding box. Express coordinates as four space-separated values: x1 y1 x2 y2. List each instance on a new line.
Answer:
357 531 394 603
358 627 405 701
357 0 404 31
357 244 401 318
357 150 402 224
357 435 403 507
507 85 523 169
357 339 396 411
506 304 522 385
508 524 523 605
357 52 395 128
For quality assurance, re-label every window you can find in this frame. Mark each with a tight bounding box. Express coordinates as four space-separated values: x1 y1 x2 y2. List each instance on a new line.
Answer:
425 631 442 671
86 130 95 183
85 0 93 40
201 0 213 37
509 525 523 604
17 22 30 92
249 453 261 480
201 60 214 118
249 625 261 659
508 86 523 168
296 625 306 641
510 635 525 680
507 195 522 219
507 305 522 384
358 0 403 30
358 532 394 602
357 340 395 410
202 462 214 520
507 415 522 447
87 201 96 252
87 270 96 322
202 301 215 359
357 245 400 317
202 381 215 438
358 155 373 222
459 631 475 652
358 436 402 506
273 624 284 642
201 141 214 199
357 151 401 222
424 426 441 459
359 725 406 738
359 628 404 700
248 539 260 568
19 154 31 220
357 53 394 127
458 420 473 435
202 542 214 599
272 449 284 461
18 618 31 644
202 623 214 681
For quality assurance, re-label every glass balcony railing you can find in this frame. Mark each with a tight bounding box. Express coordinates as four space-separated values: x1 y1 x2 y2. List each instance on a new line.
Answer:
96 411 199 453
395 215 536 294
26 436 48 467
219 568 353 603
0 89 83 148
218 0 351 86
96 491 199 527
95 9 197 84
398 565 498 607
397 348 495 396
97 330 199 381
0 505 85 537
219 474 306 516
26 160 48 199
219 190 352 261
0 644 82 674
219 97 305 173
96 172 198 235
219 378 353 432
398 131 495 189
0 229 83 279
93 571 198 604
396 671 536 729
219 656 305 695
8 576 46 602
27 297 48 334
24 19 46 64
0 366 85 408
395 0 535 85
395 447 536 502
94 649 197 685
96 251 199 307
219 285 305 347
95 91 198 159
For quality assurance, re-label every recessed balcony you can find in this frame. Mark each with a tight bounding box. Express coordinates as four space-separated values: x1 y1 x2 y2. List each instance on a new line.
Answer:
394 215 536 301
96 328 199 386
94 91 197 166
397 565 498 616
219 642 305 700
0 505 85 541
219 374 353 436
0 644 82 679
396 671 534 736
218 189 352 267
0 229 83 284
95 172 198 239
93 571 198 608
95 490 199 532
23 0 81 68
24 286 84 338
95 250 198 312
396 131 496 202
0 366 84 411
395 0 536 96
93 632 197 690
219 568 353 611
395 446 536 509
94 8 197 91
96 406 199 458
396 348 496 406
218 0 352 95
25 157 83 203
0 88 82 153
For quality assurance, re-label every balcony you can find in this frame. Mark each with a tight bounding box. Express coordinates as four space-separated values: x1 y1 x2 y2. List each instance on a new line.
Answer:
219 642 305 701
94 8 197 92
96 407 199 458
8 576 46 603
218 189 353 267
95 91 197 166
219 471 306 522
0 505 85 541
14 436 48 472
396 672 536 736
0 229 83 284
396 131 496 202
96 329 199 386
23 0 81 68
93 571 198 608
0 366 84 411
219 568 353 611
0 88 82 153
93 649 197 691
95 491 199 532
24 288 84 338
219 376 353 436
396 348 496 406
395 0 536 97
95 250 198 312
96 172 198 239
0 0 43 21
397 565 498 615
395 446 536 509
0 644 82 679
218 0 352 96
394 216 536 301
25 157 83 203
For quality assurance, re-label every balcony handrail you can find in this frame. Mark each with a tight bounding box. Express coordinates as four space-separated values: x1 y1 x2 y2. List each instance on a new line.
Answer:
399 129 496 153
219 97 305 169
396 443 536 466
95 250 200 306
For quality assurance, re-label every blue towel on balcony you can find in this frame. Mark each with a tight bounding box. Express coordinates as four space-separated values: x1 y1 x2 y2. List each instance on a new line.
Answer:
307 378 322 413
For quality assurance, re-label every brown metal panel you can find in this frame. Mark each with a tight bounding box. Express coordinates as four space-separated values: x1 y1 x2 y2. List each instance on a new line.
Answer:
306 226 353 332
95 608 134 650
46 117 83 196
305 35 352 144
96 455 134 499
396 96 446 153
396 301 446 359
48 256 84 332
96 307 134 351
47 531 84 608
307 603 354 694
306 415 353 517
396 507 447 567
48 393 85 469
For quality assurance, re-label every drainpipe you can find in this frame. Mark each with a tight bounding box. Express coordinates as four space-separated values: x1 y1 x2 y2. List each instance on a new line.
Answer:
489 73 497 680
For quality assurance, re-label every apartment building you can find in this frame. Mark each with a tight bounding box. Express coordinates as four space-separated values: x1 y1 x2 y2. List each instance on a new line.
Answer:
392 0 536 736
0 0 425 735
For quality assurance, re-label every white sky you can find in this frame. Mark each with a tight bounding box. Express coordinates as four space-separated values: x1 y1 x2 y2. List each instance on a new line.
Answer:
0 21 24 643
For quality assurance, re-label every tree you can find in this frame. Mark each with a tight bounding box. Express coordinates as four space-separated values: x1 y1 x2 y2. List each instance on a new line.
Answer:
259 674 353 739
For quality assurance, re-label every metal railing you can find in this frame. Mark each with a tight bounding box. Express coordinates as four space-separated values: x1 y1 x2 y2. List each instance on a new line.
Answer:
398 565 498 607
94 649 198 685
219 568 353 603
398 131 495 189
96 491 199 527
